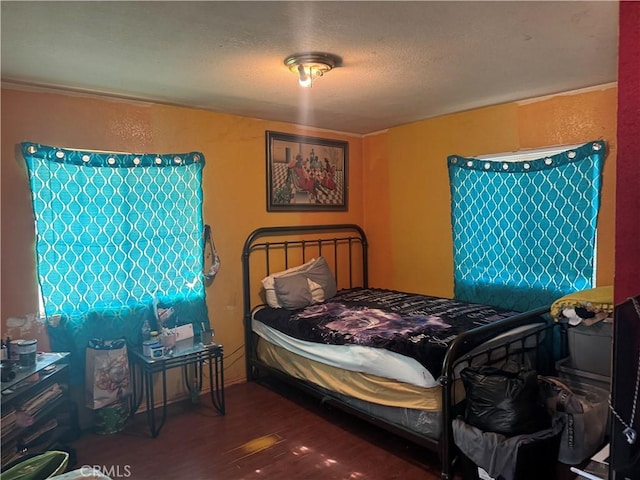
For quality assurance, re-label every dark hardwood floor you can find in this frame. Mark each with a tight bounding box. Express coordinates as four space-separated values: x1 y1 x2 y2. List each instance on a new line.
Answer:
69 380 578 480
70 380 447 480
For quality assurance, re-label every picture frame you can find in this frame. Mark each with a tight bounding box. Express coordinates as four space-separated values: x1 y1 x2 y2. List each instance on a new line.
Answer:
266 131 348 211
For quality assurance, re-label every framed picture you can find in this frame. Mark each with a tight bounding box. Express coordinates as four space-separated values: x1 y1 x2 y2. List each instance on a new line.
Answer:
266 131 348 211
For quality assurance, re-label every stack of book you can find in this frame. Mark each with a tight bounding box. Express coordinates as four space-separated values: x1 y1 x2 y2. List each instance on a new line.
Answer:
0 407 20 467
19 383 63 417
1 407 17 440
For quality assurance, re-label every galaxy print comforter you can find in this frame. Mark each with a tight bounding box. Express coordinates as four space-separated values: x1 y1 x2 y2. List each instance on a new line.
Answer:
254 287 522 379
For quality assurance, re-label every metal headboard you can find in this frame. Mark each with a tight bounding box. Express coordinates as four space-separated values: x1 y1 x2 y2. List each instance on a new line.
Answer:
241 224 368 379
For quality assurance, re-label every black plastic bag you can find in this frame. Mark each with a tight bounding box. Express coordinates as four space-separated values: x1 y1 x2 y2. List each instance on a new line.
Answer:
460 363 550 436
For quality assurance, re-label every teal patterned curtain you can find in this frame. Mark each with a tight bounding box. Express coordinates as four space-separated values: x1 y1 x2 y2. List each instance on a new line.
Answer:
447 140 605 312
22 142 208 381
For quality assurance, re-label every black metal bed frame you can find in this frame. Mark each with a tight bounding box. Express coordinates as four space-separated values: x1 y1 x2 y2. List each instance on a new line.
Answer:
242 224 556 480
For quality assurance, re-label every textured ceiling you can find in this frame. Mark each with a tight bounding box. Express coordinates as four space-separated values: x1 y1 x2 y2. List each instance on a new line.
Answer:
1 1 619 135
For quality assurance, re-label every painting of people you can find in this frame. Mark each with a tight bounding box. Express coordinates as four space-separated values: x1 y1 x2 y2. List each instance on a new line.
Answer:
266 131 348 211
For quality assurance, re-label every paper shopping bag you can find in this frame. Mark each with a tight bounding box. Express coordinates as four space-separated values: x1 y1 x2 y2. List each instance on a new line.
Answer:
85 338 131 410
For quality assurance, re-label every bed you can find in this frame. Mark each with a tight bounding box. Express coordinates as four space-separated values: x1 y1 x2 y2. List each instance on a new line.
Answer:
242 224 557 480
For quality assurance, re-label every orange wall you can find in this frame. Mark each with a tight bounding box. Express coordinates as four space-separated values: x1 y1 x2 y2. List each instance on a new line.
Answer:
362 131 393 288
368 86 617 297
1 84 617 389
0 87 364 386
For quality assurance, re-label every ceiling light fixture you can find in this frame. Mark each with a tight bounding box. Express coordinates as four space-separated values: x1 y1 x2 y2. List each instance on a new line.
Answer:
284 52 341 88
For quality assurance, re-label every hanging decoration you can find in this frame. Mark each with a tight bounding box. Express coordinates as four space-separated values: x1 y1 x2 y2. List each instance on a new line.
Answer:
204 224 221 281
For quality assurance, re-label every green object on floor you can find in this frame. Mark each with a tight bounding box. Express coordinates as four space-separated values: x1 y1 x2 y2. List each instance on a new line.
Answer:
0 451 69 480
94 399 129 435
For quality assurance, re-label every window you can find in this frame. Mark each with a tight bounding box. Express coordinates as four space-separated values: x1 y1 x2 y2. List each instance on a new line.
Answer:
22 142 208 373
447 140 606 312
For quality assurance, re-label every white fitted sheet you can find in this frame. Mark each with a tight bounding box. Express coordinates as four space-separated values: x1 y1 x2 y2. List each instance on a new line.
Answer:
252 317 438 388
252 310 545 390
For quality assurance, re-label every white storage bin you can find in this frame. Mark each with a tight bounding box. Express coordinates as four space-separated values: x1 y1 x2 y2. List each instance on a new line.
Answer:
567 322 612 377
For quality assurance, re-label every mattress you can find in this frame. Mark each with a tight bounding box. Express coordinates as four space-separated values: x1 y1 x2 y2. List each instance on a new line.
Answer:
253 291 547 442
253 288 526 381
254 320 541 402
256 337 452 439
254 329 543 440
256 337 460 410
253 288 545 388
253 317 436 388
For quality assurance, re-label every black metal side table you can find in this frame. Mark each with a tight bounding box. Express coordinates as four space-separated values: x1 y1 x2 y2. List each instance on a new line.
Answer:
129 339 225 437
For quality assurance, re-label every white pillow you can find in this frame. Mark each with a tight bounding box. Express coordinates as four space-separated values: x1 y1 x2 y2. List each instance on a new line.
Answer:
261 258 318 308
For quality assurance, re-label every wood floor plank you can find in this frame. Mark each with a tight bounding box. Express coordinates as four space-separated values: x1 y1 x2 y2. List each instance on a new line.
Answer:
70 381 445 480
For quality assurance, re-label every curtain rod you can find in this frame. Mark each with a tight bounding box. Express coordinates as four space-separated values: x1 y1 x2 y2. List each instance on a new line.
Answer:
475 142 585 162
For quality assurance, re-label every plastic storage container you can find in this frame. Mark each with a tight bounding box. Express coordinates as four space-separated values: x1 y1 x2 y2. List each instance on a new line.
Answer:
567 322 612 377
556 357 611 392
